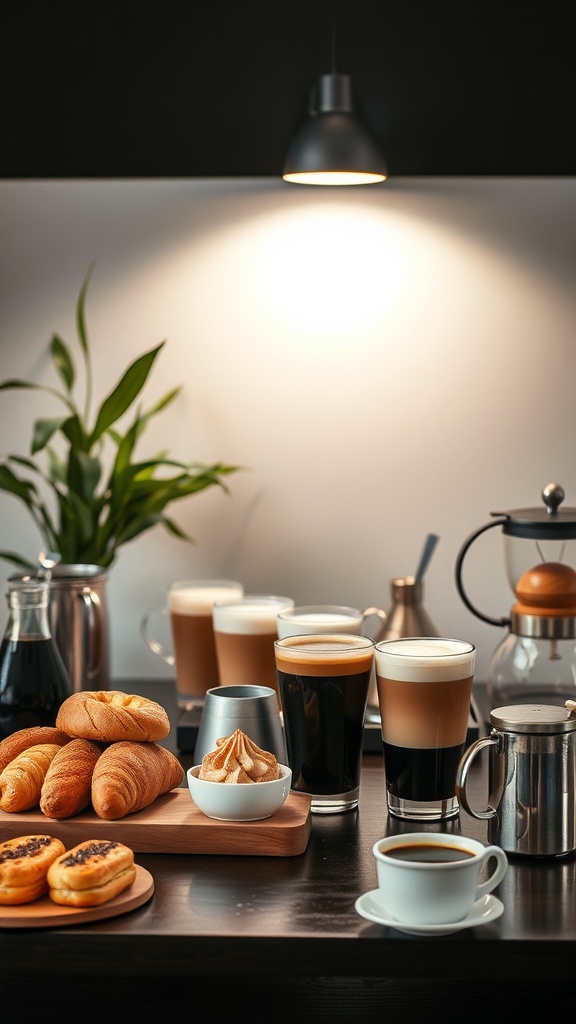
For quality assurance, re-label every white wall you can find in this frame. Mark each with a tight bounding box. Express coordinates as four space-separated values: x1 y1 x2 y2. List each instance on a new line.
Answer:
1 177 575 684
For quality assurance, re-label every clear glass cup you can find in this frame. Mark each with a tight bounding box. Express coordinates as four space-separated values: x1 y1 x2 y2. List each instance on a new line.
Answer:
277 603 386 640
141 579 244 709
375 637 476 821
274 633 375 814
212 594 294 703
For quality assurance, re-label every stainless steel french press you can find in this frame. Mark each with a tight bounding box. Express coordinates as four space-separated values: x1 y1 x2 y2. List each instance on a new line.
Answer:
456 703 576 857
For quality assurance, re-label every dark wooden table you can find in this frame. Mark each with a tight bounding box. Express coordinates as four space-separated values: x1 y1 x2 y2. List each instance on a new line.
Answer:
1 679 574 1021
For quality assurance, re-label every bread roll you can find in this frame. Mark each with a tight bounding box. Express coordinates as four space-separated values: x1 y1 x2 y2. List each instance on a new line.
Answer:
0 726 71 774
0 744 62 812
40 738 105 819
47 839 136 907
91 741 184 819
56 690 170 743
0 834 66 905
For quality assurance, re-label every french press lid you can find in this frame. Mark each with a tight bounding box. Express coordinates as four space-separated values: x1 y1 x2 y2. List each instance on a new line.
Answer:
490 704 576 734
490 484 576 540
456 484 576 630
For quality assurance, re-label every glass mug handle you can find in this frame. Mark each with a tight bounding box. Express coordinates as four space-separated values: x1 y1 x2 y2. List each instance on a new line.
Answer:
361 607 387 642
140 607 175 666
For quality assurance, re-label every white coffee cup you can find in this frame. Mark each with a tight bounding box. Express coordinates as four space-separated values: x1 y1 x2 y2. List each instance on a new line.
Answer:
372 832 508 925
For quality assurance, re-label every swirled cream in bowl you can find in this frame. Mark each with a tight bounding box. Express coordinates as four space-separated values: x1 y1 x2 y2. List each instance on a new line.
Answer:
187 729 291 821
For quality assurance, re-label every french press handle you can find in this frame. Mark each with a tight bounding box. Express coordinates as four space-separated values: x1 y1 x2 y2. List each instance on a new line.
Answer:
455 518 510 628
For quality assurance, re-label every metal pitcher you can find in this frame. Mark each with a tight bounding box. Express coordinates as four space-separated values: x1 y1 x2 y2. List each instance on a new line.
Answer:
48 564 110 692
456 703 576 857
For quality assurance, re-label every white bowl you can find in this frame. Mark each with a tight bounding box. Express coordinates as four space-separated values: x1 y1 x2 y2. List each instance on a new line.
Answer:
187 763 292 821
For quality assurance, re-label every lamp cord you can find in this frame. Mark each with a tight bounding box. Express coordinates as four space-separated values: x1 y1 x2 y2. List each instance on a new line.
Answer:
330 0 340 73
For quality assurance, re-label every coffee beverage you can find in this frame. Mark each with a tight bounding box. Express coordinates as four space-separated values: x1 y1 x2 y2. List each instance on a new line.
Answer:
141 580 245 708
385 842 474 863
375 638 475 821
275 634 375 813
167 580 243 704
213 596 294 698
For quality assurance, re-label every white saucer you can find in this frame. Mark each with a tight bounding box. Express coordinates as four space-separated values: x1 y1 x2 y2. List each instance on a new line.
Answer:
354 891 504 936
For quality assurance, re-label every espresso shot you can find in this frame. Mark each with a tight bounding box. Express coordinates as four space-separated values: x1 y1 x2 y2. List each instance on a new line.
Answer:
274 634 375 814
375 637 475 821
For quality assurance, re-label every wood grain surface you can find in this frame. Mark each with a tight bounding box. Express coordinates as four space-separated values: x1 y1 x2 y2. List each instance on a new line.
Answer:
0 789 312 856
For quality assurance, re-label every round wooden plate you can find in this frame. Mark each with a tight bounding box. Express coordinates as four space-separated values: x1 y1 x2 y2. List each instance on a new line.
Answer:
0 864 154 928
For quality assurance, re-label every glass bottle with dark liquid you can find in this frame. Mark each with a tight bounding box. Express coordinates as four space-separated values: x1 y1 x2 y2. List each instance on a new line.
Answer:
0 574 72 739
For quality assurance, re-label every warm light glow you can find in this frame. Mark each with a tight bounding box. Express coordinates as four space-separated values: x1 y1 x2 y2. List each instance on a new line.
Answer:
234 202 408 336
283 171 387 186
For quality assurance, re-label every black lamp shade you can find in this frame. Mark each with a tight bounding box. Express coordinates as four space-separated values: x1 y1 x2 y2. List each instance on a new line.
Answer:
283 73 387 186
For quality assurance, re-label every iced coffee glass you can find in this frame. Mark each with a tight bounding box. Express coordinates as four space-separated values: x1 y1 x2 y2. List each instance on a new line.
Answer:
275 634 374 814
375 637 475 821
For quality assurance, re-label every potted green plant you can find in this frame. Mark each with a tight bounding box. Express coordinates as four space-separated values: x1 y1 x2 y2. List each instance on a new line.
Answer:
0 264 240 571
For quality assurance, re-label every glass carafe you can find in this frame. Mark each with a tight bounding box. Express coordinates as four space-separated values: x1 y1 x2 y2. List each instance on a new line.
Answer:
0 575 73 739
456 484 576 708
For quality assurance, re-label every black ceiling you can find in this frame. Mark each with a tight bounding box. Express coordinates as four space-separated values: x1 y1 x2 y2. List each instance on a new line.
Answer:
2 0 575 179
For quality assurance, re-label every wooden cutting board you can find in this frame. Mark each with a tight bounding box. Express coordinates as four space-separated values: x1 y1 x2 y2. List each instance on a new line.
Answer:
0 864 154 929
0 789 312 857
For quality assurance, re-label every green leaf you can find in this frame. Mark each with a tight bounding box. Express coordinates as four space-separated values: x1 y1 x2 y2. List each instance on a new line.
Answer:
143 386 181 420
57 489 96 549
67 449 102 503
61 414 89 451
50 334 75 393
113 512 168 547
0 550 37 571
31 417 67 454
46 447 68 485
8 455 44 472
0 379 47 392
0 378 77 416
158 515 193 542
89 343 165 445
76 263 95 360
109 414 142 479
0 464 38 503
34 501 58 549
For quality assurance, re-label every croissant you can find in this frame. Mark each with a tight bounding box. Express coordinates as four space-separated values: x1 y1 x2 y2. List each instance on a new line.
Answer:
0 727 71 774
91 741 184 819
40 738 105 819
0 744 62 812
56 690 170 743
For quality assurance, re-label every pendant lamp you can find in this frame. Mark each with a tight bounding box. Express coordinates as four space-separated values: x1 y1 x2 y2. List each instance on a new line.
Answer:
282 4 387 186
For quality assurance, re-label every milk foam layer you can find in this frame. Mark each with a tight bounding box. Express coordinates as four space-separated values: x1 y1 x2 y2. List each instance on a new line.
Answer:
169 583 243 615
375 638 475 681
277 610 362 638
214 597 294 634
290 613 357 626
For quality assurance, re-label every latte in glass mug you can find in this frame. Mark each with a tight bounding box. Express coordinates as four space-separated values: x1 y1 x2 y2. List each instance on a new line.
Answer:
141 579 244 708
213 595 294 700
